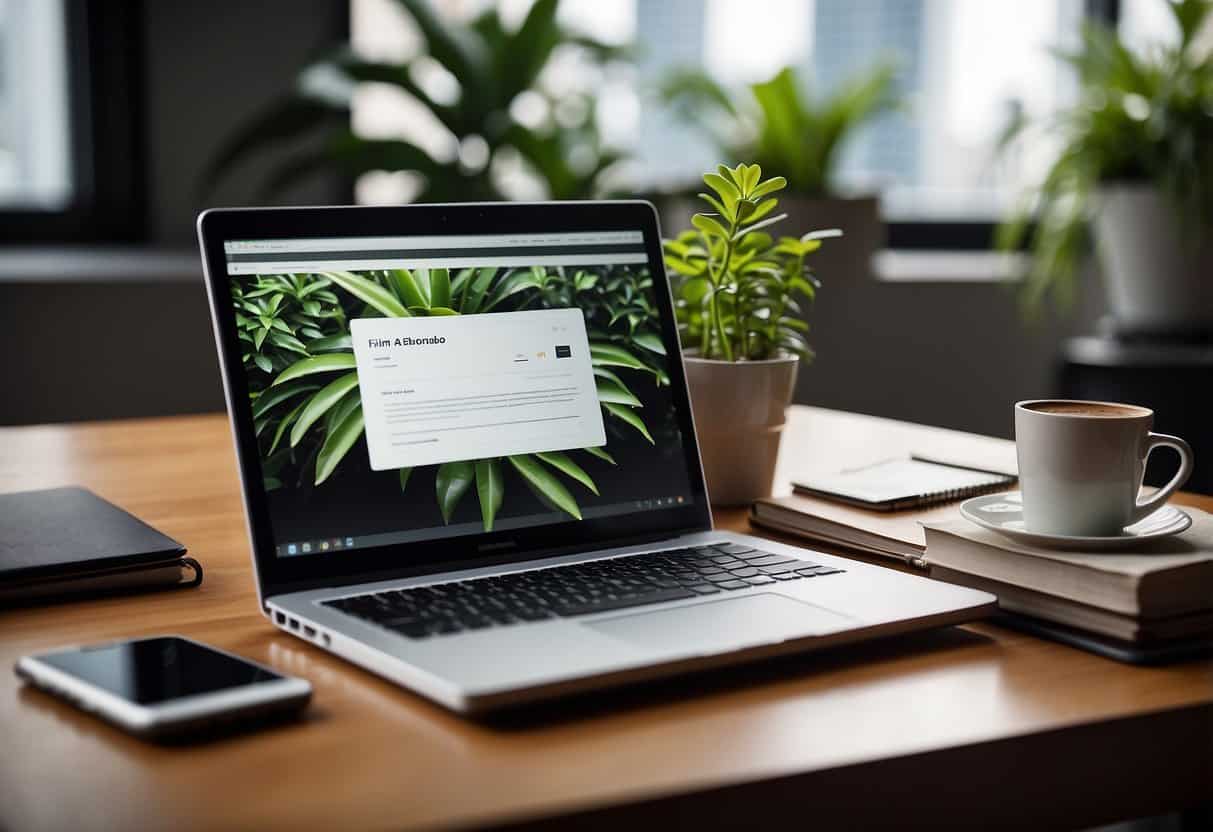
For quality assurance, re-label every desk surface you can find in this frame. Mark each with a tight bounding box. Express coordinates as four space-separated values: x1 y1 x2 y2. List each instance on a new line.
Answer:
2 407 1210 831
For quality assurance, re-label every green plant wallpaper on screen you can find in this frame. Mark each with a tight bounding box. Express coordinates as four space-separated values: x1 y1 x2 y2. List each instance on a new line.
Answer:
232 264 666 531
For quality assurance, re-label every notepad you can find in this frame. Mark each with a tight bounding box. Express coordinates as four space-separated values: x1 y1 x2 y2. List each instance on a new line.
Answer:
791 458 1016 511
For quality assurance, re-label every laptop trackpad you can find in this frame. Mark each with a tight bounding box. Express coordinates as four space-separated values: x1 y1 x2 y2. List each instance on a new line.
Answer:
584 593 855 655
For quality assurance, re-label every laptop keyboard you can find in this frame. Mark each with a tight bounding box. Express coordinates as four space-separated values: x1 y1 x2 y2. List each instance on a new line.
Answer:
321 542 845 640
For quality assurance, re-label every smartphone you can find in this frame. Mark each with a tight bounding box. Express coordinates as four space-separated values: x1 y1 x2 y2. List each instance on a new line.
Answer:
15 635 311 740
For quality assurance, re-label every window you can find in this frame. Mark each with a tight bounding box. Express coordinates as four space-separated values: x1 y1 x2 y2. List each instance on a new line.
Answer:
0 0 143 242
0 0 74 210
349 0 1156 250
633 0 1086 229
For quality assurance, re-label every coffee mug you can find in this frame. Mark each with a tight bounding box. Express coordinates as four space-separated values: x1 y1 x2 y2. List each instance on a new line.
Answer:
1014 400 1194 536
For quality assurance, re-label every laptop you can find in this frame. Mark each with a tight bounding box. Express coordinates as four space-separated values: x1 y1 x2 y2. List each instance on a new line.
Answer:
197 202 994 714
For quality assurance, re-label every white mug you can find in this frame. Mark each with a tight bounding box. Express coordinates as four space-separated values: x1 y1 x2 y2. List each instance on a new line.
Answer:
1014 400 1194 537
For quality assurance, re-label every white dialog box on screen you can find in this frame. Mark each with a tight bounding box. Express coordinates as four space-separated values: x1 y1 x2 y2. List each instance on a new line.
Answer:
351 308 606 469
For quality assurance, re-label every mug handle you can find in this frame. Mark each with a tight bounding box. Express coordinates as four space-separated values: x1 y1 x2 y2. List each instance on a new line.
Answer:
1130 432 1194 524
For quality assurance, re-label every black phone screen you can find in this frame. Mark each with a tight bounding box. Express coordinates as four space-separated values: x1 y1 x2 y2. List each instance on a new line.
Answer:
38 637 281 704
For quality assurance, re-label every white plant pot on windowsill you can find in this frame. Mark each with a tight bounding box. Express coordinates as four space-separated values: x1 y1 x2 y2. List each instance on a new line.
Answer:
683 354 799 507
1095 183 1213 335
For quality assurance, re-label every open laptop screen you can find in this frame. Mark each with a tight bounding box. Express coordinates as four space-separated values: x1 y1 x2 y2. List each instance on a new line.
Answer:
220 228 698 561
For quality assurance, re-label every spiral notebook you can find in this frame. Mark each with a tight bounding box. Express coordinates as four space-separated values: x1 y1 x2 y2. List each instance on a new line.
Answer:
791 457 1016 512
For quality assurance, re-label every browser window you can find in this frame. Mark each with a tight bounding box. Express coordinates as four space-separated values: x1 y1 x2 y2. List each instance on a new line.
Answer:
222 231 695 558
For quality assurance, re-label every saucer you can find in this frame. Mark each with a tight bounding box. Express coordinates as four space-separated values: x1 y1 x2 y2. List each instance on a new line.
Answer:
959 492 1192 550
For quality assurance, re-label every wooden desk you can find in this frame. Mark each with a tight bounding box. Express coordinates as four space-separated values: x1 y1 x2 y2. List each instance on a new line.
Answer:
2 407 1210 831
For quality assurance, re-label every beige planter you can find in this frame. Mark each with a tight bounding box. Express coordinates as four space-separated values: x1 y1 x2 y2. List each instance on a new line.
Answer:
683 355 799 506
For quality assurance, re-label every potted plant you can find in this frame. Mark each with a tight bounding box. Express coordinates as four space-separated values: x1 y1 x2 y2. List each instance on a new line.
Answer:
660 63 896 288
664 163 839 505
205 0 629 202
999 0 1213 333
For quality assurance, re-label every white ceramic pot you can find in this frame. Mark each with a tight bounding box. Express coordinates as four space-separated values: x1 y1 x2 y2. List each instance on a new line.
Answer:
683 355 799 507
1095 184 1213 334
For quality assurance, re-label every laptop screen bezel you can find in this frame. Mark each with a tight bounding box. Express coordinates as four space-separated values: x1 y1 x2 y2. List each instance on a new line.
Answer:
198 202 712 601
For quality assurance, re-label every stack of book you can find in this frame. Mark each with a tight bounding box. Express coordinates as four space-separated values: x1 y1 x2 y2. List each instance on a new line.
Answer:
753 492 1213 661
922 511 1213 655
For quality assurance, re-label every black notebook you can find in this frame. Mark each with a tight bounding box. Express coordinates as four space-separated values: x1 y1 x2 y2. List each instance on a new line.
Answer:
0 486 201 603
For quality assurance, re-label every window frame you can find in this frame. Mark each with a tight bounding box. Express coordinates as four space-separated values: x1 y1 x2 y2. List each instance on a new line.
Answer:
0 0 146 243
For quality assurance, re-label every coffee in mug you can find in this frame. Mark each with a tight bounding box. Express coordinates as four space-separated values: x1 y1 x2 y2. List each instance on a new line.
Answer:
1014 400 1194 536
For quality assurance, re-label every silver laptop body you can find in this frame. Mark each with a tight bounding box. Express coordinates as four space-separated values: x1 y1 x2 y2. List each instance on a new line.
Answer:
199 202 995 715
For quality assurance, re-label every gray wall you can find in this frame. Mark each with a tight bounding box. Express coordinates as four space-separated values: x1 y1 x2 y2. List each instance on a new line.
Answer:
798 275 1104 439
142 0 348 245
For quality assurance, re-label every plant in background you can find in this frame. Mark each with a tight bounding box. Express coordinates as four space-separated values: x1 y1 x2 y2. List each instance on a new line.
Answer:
242 264 660 529
206 0 629 202
660 64 898 196
998 0 1213 310
663 164 839 361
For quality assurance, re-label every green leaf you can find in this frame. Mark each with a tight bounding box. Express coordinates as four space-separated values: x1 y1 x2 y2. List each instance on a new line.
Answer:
323 270 409 317
252 380 319 418
435 461 475 523
631 332 666 355
314 404 364 485
268 331 310 355
461 267 498 314
475 459 503 531
291 372 360 448
592 365 626 386
326 388 362 434
254 354 273 373
742 163 761 194
411 268 432 306
298 277 333 297
595 378 642 407
273 352 356 385
269 399 308 455
692 213 730 240
735 212 788 240
390 268 429 309
399 467 413 492
742 197 778 225
425 306 460 315
664 256 707 277
589 343 648 371
429 267 451 309
508 455 581 520
536 451 598 495
603 402 654 444
583 445 616 465
483 268 544 311
697 192 734 222
450 268 475 296
749 176 787 200
307 334 353 353
703 171 741 204
253 327 269 350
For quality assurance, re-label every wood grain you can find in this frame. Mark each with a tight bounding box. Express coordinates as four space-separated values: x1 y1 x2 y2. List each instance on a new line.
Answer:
1 409 1210 831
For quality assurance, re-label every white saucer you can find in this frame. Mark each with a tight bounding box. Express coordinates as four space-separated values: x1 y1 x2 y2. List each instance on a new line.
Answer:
959 492 1192 551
